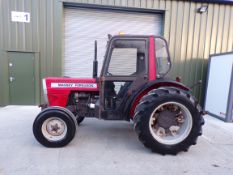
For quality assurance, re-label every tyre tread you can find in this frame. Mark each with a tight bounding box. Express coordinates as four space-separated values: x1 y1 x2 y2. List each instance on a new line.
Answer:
133 87 204 155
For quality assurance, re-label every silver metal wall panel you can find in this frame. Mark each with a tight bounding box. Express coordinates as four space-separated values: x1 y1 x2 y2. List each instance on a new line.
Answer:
205 52 233 122
63 7 162 77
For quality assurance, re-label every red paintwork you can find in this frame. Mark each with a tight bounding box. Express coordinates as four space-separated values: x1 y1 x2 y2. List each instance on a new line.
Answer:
149 36 156 80
45 77 99 107
129 82 190 118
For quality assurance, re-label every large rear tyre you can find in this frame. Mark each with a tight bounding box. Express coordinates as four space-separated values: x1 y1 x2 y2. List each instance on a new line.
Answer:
33 107 77 147
133 88 204 155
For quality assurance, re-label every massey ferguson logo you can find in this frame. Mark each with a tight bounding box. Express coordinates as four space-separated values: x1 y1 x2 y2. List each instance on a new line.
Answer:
51 83 97 88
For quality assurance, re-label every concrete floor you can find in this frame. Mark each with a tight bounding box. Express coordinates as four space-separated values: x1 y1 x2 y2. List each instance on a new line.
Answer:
0 106 233 175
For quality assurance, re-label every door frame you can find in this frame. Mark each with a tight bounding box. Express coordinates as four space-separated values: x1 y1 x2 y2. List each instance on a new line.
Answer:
99 36 149 120
7 51 40 105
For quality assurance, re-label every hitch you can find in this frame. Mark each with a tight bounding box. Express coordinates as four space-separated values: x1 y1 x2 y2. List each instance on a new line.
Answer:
201 110 208 115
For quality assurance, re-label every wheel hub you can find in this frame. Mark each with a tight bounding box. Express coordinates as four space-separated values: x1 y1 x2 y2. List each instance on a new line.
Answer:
46 119 65 136
157 110 178 129
41 117 68 142
149 102 193 145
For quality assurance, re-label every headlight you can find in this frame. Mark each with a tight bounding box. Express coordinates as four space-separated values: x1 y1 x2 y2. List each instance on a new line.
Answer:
42 79 48 104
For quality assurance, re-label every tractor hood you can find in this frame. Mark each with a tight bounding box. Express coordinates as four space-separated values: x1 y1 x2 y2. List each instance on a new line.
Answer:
44 77 99 93
43 77 99 107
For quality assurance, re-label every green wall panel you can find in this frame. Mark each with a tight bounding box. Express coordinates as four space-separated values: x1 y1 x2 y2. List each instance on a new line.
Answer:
0 0 233 106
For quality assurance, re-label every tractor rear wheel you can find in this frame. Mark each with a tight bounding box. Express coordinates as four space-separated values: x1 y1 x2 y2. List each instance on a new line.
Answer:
33 107 77 147
133 88 204 155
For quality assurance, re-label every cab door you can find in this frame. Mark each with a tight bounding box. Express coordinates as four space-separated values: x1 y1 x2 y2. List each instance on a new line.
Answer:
99 37 149 120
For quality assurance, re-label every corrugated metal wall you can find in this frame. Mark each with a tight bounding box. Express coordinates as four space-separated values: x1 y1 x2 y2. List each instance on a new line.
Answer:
0 0 63 105
0 0 233 106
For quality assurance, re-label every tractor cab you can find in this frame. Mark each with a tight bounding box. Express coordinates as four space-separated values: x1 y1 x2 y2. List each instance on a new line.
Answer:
99 35 171 120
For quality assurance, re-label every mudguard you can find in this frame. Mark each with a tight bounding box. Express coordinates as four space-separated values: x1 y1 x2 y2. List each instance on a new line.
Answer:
39 106 77 125
125 79 190 119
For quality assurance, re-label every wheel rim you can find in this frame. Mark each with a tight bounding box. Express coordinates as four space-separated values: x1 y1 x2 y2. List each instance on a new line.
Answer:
149 102 193 145
41 117 67 142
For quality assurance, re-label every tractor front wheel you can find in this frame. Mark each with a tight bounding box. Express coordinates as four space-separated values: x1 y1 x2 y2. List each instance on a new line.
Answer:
33 107 77 147
133 88 204 155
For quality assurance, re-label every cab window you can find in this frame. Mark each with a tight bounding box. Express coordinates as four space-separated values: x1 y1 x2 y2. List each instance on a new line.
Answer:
107 39 146 76
155 38 171 77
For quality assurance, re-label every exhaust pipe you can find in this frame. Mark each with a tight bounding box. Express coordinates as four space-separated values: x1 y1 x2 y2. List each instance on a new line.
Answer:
93 40 98 78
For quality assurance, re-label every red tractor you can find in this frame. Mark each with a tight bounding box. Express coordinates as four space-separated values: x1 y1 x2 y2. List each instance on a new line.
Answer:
33 35 204 154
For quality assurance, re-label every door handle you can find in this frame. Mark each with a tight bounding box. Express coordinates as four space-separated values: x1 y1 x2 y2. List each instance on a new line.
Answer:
9 77 15 82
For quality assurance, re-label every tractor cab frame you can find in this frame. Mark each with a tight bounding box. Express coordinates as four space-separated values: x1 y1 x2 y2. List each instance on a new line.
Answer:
99 35 171 120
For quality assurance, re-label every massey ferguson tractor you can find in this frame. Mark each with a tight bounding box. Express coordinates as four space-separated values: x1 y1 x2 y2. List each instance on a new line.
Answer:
33 35 204 154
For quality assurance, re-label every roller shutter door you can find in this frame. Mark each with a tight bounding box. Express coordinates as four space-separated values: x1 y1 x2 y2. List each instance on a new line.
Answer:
64 8 163 77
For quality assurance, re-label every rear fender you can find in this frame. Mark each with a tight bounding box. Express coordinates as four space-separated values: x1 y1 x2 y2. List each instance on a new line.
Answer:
128 80 190 118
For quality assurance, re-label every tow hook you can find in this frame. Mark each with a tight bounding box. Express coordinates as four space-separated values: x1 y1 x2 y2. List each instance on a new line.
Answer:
201 111 208 115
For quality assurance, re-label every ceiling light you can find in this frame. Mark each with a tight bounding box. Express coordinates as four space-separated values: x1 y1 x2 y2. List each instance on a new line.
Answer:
197 6 208 13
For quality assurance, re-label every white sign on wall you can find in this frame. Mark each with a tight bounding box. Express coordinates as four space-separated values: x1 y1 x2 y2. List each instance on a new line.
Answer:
11 11 30 23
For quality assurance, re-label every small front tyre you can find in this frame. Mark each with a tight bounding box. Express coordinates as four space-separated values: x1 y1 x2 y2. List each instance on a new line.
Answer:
33 107 77 147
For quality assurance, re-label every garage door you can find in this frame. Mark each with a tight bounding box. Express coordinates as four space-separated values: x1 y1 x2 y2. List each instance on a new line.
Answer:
64 7 163 77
